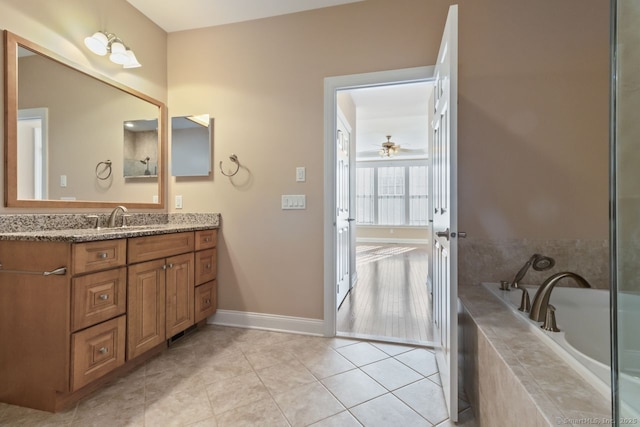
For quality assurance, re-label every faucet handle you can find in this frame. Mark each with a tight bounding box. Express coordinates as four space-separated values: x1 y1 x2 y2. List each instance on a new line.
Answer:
541 304 560 332
122 214 132 228
86 215 100 229
518 287 531 312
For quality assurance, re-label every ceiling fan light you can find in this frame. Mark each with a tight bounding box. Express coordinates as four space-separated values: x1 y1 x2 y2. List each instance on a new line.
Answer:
84 31 108 56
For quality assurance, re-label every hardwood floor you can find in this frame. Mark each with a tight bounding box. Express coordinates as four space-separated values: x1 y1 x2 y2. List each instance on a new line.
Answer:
337 244 434 345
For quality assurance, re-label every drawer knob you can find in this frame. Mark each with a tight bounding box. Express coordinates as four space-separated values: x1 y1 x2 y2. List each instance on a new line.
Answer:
206 263 211 269
98 253 108 259
204 298 211 304
99 294 109 301
204 237 210 242
98 347 109 355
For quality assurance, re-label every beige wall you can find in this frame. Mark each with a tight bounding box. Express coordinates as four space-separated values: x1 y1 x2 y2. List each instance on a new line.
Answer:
167 0 609 318
0 0 609 319
0 0 167 212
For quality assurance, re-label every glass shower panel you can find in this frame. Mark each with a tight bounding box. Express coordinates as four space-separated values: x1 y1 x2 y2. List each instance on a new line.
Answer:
613 0 640 422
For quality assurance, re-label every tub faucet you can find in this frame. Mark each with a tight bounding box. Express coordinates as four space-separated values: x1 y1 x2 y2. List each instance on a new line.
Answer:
529 272 592 322
509 253 555 289
107 205 129 228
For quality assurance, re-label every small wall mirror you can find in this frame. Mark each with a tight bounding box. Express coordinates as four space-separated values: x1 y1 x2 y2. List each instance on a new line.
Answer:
171 115 212 177
124 119 159 177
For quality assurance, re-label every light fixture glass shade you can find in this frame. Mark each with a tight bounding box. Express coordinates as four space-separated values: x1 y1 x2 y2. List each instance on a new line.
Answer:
84 32 108 56
123 50 142 68
109 41 129 65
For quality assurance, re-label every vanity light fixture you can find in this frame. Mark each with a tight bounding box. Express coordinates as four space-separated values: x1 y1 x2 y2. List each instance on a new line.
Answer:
84 31 142 68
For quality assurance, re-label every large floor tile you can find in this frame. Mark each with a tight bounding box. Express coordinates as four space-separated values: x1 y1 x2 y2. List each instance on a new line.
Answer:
394 378 449 425
395 348 438 377
335 342 389 367
309 410 362 427
371 341 416 356
321 369 387 408
361 357 424 391
273 381 345 426
213 397 289 427
205 371 270 415
296 348 357 379
256 359 317 395
144 387 213 427
0 403 76 427
350 393 430 427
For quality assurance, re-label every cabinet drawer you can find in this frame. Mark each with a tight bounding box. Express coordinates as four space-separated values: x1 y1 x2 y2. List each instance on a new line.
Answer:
72 239 126 275
195 280 217 323
195 229 217 251
71 267 126 332
195 248 217 286
71 315 126 391
128 232 195 264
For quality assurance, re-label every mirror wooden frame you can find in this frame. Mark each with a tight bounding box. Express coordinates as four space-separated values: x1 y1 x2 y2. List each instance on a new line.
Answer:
3 30 166 209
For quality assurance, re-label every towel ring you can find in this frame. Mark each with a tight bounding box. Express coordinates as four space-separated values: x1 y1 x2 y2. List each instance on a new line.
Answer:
96 160 112 180
219 154 240 177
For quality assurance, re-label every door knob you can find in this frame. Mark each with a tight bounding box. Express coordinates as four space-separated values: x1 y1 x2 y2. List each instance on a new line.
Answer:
435 228 450 240
347 218 356 222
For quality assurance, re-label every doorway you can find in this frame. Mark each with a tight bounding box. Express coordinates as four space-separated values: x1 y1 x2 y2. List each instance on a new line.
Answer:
323 68 436 345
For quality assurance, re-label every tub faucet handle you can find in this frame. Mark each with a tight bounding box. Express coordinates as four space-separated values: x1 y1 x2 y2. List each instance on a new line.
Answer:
518 287 531 313
541 304 560 332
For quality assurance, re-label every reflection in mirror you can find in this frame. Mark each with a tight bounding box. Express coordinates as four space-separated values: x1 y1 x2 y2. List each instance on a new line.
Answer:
4 30 166 208
171 115 212 177
124 119 159 177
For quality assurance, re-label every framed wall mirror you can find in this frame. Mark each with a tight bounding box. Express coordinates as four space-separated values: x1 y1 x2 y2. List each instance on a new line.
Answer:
3 30 166 208
171 114 212 177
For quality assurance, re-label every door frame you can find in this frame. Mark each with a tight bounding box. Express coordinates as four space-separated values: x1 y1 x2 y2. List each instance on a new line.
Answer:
323 66 434 336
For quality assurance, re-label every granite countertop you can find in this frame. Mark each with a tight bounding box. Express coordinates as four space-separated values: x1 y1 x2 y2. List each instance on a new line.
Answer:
0 212 220 243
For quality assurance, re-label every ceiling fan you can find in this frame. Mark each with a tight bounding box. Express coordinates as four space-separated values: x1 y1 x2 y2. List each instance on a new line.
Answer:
379 135 399 157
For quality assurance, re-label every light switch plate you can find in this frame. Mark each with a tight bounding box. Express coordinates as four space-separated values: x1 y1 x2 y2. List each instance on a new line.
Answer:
175 195 183 209
296 167 306 182
281 195 306 209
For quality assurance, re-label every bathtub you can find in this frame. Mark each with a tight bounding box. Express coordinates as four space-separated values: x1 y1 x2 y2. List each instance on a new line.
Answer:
483 282 640 418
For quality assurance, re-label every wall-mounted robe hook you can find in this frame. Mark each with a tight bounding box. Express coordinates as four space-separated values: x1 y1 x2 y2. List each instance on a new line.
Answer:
219 154 240 177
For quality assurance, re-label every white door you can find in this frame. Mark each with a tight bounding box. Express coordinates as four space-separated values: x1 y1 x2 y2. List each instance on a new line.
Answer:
431 4 460 422
336 112 352 308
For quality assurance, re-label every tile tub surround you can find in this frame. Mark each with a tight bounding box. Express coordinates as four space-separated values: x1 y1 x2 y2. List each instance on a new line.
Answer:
459 285 611 426
0 325 477 426
459 237 609 290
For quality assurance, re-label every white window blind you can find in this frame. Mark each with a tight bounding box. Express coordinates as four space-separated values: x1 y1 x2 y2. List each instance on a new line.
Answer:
355 162 428 226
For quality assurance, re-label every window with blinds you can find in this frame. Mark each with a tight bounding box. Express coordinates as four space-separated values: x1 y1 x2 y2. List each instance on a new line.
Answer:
355 162 428 226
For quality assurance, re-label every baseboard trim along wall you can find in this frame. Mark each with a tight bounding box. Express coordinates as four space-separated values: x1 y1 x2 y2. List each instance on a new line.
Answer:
356 237 429 245
209 309 325 336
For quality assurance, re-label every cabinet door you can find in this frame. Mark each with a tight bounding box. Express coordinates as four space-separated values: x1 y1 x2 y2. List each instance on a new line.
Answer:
166 252 195 338
127 259 166 360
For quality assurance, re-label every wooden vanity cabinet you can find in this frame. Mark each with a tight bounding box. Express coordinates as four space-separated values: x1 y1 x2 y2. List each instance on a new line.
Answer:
0 227 218 412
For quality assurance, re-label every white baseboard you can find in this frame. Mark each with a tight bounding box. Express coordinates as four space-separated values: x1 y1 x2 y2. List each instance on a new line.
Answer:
209 309 325 336
356 237 429 245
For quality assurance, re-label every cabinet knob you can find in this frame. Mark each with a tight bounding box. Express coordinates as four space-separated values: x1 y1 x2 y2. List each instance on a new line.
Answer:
98 294 109 301
168 263 174 269
98 347 108 355
98 253 108 259
204 237 210 242
206 263 211 269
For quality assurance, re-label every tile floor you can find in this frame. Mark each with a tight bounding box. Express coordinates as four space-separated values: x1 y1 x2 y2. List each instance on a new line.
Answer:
0 325 477 427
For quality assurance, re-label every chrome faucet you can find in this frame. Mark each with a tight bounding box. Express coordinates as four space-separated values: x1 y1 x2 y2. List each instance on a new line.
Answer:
509 253 555 289
107 205 129 228
529 272 591 322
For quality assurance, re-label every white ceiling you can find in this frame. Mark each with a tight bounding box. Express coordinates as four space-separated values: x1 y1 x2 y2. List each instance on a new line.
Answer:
126 0 365 33
346 82 432 160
